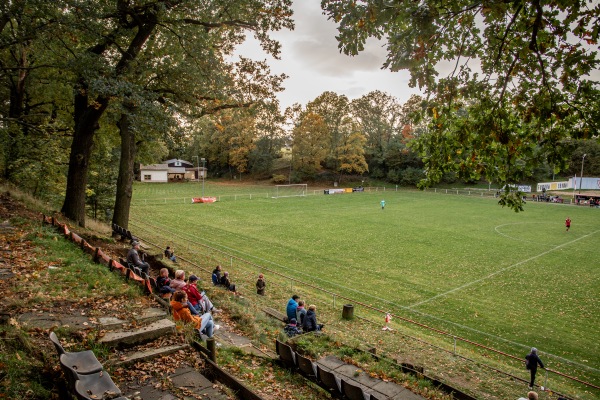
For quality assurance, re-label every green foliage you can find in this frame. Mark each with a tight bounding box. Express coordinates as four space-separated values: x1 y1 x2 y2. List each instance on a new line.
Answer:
271 174 287 184
23 227 142 302
322 0 600 210
0 326 53 400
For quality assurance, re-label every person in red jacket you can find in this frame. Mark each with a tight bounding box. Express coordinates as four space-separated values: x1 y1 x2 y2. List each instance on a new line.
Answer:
565 217 571 232
183 275 219 314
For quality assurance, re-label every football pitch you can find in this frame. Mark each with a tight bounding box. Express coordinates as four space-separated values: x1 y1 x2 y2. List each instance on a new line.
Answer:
129 182 599 393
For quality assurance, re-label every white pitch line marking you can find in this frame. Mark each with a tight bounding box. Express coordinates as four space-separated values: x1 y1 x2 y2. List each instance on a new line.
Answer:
409 229 600 308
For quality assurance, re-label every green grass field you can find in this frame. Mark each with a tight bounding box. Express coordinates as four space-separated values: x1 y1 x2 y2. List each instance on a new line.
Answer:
129 181 600 397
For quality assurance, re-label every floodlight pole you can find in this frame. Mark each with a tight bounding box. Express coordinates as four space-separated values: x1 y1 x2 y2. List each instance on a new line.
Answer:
201 157 206 197
579 154 586 194
193 155 199 183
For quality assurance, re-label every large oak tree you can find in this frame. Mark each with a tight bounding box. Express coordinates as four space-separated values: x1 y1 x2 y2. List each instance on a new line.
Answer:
53 0 292 226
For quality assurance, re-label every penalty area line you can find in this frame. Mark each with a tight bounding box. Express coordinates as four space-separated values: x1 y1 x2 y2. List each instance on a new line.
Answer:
409 229 600 308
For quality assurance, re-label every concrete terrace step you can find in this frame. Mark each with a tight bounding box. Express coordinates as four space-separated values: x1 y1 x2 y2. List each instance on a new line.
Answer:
99 318 175 348
97 308 168 330
119 366 229 400
112 344 190 367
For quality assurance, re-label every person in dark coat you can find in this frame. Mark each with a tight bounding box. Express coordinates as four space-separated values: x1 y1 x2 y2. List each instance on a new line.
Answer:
525 347 545 389
212 265 222 286
127 241 149 275
220 271 236 292
284 318 302 337
256 273 266 295
302 304 323 332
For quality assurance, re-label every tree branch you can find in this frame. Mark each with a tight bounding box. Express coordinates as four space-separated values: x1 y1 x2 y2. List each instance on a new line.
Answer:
494 3 523 67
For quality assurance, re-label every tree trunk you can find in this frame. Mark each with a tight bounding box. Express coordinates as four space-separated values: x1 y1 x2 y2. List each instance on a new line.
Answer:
61 89 108 227
112 110 137 230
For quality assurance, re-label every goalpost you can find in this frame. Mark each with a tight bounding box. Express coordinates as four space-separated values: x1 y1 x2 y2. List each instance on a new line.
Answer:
274 184 308 198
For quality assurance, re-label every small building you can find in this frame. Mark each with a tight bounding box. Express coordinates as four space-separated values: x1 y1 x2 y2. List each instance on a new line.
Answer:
139 164 168 182
139 159 206 182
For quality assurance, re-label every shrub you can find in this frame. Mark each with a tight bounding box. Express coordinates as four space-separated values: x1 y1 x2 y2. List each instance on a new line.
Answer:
272 174 287 184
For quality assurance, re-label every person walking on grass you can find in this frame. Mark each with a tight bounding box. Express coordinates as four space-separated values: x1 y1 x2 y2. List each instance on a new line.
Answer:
565 217 571 232
525 347 545 390
380 199 386 210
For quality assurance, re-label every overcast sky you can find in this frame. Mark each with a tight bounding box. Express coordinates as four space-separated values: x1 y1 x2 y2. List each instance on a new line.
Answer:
234 0 423 110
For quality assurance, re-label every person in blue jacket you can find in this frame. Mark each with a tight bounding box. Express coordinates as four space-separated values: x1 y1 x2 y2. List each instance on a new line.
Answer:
286 295 300 322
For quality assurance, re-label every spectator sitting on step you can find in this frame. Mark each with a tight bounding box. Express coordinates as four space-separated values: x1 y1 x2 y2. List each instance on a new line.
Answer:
517 391 538 400
220 271 237 292
302 304 323 332
127 241 149 275
256 273 266 295
156 268 176 296
170 269 187 290
183 275 219 314
170 270 199 316
286 295 299 322
296 300 307 326
164 246 176 263
284 318 302 337
171 291 219 338
212 265 223 286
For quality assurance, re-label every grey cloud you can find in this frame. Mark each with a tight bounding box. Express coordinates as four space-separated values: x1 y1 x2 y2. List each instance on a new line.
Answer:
291 38 387 77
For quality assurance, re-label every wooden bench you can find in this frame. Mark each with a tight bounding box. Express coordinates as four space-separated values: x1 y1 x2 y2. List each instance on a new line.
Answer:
111 223 137 242
263 307 287 323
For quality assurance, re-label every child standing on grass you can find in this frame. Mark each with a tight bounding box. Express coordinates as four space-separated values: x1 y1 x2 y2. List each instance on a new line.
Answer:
256 273 266 295
565 217 571 232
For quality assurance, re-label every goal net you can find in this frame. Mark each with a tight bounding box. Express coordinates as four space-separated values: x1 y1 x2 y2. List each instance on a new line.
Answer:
274 184 308 198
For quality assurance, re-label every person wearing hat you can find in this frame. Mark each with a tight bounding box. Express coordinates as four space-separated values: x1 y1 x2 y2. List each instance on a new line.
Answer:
525 347 545 390
284 317 302 337
256 273 266 295
127 241 149 275
184 275 219 314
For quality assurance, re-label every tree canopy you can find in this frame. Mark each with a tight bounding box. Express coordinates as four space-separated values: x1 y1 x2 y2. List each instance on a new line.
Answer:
321 0 600 210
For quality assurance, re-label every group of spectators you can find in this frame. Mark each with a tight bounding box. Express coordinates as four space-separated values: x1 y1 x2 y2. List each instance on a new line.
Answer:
211 265 238 293
127 241 550 399
155 268 221 338
284 294 323 337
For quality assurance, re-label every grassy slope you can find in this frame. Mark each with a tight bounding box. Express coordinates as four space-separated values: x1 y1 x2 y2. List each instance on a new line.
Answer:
129 182 600 398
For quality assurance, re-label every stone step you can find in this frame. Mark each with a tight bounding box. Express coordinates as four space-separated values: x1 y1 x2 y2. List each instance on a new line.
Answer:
111 344 190 367
97 308 168 330
133 307 168 324
99 318 175 349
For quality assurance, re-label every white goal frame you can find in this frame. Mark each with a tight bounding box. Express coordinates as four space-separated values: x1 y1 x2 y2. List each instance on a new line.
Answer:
274 184 308 198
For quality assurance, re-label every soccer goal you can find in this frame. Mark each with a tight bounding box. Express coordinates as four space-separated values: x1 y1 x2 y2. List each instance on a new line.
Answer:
274 184 308 198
